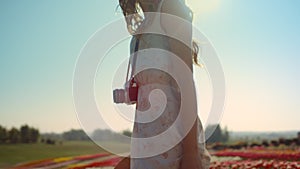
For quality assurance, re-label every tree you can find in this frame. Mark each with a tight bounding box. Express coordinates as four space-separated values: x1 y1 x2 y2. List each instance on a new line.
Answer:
205 124 229 143
9 127 20 143
222 126 229 142
1 125 40 144
62 129 89 141
0 125 8 143
20 125 30 143
30 127 39 143
122 130 132 137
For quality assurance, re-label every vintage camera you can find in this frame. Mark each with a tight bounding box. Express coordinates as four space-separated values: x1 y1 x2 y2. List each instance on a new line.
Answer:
113 78 138 105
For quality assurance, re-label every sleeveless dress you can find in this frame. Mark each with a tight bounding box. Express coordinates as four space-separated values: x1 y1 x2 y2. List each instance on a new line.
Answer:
130 0 211 168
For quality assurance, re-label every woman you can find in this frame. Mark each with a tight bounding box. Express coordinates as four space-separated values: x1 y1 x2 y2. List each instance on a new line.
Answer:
116 0 210 168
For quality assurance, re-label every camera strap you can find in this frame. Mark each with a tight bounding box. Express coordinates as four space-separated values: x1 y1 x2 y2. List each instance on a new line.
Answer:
126 36 140 82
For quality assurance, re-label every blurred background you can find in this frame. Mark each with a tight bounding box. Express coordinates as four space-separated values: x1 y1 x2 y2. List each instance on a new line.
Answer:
0 0 299 168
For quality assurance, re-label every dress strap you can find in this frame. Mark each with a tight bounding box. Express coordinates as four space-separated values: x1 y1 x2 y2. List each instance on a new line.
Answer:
157 0 164 12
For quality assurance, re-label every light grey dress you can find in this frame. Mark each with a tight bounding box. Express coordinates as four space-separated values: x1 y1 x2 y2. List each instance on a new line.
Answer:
129 0 211 168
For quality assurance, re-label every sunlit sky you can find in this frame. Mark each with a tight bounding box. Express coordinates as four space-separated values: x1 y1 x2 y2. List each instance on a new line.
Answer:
0 0 299 133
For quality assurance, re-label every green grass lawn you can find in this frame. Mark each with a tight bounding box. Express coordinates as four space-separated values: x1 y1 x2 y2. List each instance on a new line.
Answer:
0 141 106 168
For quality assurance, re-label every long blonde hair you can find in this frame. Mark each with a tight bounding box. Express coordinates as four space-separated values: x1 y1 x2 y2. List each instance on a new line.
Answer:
118 0 201 65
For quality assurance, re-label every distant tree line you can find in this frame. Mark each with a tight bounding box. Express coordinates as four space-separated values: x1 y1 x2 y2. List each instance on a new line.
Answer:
210 133 300 151
40 128 132 144
0 124 134 145
0 124 39 144
40 129 90 145
91 129 132 144
205 124 229 143
62 129 90 141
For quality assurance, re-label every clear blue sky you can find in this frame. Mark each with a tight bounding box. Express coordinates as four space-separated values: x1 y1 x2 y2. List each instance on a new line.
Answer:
0 0 299 133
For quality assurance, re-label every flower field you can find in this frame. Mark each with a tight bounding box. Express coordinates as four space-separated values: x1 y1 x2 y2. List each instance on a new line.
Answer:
212 148 300 161
12 154 121 169
11 147 300 169
210 147 300 169
210 159 300 168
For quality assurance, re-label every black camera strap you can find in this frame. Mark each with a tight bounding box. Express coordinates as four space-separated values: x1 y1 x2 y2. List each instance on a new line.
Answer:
126 36 140 83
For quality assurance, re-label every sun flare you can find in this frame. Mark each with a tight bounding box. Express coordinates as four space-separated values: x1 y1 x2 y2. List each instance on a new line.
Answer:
186 0 221 14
